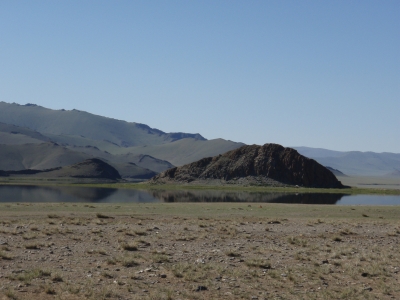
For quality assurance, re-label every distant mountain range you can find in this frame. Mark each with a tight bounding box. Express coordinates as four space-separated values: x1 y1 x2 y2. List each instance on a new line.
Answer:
294 147 400 177
0 102 205 148
0 102 243 179
0 102 399 179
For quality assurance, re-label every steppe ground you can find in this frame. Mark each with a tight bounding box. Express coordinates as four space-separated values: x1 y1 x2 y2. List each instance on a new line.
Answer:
337 175 400 190
0 202 399 300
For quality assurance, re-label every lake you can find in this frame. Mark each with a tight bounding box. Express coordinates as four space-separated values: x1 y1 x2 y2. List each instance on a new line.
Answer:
0 185 399 205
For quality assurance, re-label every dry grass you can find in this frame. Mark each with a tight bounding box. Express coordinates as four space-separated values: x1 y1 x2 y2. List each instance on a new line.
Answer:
0 202 399 299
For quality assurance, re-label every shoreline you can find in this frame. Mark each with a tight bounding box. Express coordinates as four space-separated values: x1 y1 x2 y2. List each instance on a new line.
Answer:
1 179 399 195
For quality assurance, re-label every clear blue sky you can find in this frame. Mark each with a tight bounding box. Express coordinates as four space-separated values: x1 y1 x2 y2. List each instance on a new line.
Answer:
0 1 399 152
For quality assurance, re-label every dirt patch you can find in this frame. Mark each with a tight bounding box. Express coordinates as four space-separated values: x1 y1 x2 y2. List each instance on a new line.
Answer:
0 205 399 299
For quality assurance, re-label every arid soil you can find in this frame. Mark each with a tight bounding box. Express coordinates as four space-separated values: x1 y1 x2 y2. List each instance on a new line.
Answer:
0 203 399 300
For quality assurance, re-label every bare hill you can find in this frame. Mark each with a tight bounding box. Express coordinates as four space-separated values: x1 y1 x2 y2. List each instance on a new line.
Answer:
0 102 205 147
117 138 245 166
107 162 156 179
67 145 174 173
294 147 400 176
1 159 122 180
150 144 344 188
0 102 244 176
0 143 90 170
326 166 346 176
0 143 157 179
35 158 122 179
386 170 400 178
0 122 50 145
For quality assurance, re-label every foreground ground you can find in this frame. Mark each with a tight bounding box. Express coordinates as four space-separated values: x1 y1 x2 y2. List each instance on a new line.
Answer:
0 203 399 299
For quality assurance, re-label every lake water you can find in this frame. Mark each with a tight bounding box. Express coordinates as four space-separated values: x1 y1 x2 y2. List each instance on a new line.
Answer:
0 185 399 205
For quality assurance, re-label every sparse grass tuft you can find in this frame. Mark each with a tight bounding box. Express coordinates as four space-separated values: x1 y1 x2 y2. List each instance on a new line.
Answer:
333 236 342 242
120 256 139 267
287 236 308 247
120 242 138 251
245 258 271 269
52 273 63 282
152 253 170 263
9 269 51 283
47 214 60 219
225 250 241 257
0 250 13 260
45 285 56 294
25 243 42 249
96 213 113 219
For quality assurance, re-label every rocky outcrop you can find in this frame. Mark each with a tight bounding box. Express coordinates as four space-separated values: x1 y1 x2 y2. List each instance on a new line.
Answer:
149 144 345 188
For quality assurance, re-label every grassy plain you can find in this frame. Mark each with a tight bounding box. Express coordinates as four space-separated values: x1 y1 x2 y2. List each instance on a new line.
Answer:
338 175 400 190
0 202 399 299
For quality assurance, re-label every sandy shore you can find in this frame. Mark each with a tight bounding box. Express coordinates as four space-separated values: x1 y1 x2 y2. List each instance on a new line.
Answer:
0 203 399 299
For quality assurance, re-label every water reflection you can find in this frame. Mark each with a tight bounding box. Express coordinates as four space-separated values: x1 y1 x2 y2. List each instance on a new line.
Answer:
0 185 163 203
149 190 347 204
0 185 398 205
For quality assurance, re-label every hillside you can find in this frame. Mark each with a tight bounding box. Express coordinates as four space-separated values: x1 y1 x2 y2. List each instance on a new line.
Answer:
0 102 244 178
0 122 50 145
150 143 344 188
66 145 174 173
0 102 205 147
0 143 90 171
0 158 122 180
294 147 400 176
35 158 122 179
114 138 245 166
0 143 156 179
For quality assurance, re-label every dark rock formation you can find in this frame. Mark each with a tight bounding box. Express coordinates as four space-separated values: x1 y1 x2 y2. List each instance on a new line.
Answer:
149 144 345 188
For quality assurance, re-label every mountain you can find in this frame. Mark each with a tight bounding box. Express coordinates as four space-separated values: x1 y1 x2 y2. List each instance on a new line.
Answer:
0 102 244 178
385 170 400 177
65 145 175 172
0 122 50 145
150 144 344 188
112 138 245 166
0 143 90 171
39 158 122 179
0 102 205 147
0 143 156 179
293 147 344 158
0 158 122 180
325 166 346 176
294 147 400 176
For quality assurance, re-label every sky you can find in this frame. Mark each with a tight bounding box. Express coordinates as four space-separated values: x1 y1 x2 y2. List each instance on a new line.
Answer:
0 1 399 153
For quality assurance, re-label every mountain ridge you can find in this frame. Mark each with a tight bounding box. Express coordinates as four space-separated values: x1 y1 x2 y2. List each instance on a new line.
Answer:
1 102 397 179
0 102 244 178
294 146 400 177
0 102 205 147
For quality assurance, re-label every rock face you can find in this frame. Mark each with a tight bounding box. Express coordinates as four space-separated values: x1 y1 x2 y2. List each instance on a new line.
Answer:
149 144 345 188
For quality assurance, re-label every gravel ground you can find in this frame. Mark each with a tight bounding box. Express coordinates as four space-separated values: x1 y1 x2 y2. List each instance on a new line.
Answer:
0 204 399 299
